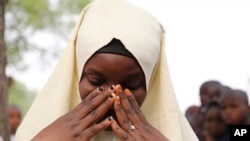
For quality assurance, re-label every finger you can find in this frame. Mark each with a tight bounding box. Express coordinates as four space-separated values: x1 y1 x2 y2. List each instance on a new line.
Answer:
73 86 105 113
80 93 116 129
77 85 115 119
111 119 135 141
124 89 148 124
80 116 113 140
116 85 141 125
114 96 131 130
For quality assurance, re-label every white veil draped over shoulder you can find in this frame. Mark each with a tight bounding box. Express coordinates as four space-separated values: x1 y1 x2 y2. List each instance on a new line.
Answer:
15 0 198 140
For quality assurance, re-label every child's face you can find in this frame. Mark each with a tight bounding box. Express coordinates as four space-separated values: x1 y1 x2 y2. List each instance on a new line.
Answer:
221 96 249 125
79 53 147 120
200 85 220 106
204 107 227 138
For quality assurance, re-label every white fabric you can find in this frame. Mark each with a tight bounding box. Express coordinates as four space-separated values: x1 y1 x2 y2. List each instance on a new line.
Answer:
15 0 198 140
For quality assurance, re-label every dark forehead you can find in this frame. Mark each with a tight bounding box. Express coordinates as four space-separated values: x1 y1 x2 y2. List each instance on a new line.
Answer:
200 81 221 89
85 53 139 69
221 89 248 104
200 81 223 93
84 53 145 81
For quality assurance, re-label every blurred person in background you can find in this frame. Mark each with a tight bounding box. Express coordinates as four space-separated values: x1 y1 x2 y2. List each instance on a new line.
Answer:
185 80 229 140
202 101 229 141
220 89 250 125
8 104 22 141
199 80 224 113
185 105 203 140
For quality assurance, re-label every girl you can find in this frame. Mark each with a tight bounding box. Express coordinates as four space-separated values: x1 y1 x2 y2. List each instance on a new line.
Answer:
15 0 197 140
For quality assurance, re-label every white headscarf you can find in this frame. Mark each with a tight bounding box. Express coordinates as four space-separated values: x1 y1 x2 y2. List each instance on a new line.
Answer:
15 0 198 140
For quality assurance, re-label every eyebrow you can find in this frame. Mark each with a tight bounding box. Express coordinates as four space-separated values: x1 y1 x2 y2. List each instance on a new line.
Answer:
84 68 105 77
125 73 144 80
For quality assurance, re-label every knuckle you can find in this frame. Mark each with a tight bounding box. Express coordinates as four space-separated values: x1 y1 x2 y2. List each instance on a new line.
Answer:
114 124 120 131
127 94 134 99
100 122 106 129
115 104 124 113
135 107 141 113
116 103 123 111
129 96 137 103
89 126 97 135
78 133 86 141
88 103 95 110
82 99 96 110
123 118 130 124
104 90 111 97
120 93 126 99
99 91 107 98
64 113 77 124
82 100 88 106
127 108 135 114
122 133 130 140
104 99 111 106
91 110 98 117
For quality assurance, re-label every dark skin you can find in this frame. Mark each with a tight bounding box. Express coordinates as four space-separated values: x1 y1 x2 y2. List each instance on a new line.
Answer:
203 107 227 141
185 105 203 140
32 53 169 141
200 84 221 107
220 94 250 125
9 105 22 135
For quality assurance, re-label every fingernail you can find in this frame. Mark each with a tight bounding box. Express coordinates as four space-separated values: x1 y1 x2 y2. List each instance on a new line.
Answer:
116 96 120 102
109 93 115 99
124 89 131 96
108 116 112 121
98 86 104 92
116 84 122 92
109 85 115 90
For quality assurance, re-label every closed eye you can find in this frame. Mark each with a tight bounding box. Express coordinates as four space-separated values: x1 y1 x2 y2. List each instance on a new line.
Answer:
123 82 141 90
88 79 104 86
84 72 105 86
123 73 145 91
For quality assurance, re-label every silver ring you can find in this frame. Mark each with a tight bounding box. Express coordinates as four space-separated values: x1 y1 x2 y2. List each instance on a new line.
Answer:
128 125 136 133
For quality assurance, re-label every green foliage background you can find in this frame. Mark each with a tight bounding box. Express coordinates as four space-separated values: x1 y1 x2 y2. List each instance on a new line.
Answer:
8 79 36 115
6 0 90 70
6 0 90 115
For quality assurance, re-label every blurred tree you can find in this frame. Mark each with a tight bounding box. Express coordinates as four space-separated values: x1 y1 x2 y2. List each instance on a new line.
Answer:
0 0 10 141
5 0 90 114
6 0 90 70
8 78 36 116
0 0 90 140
